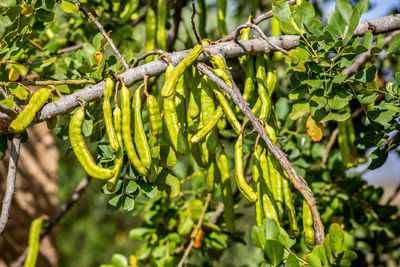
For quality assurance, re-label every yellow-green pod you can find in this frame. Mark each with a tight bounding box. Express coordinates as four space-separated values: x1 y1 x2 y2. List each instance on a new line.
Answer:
161 44 204 98
262 194 280 226
217 151 235 232
107 106 124 192
213 89 241 134
267 155 284 220
103 78 119 151
147 94 163 141
24 217 43 267
217 0 228 36
271 17 283 60
133 87 152 169
166 173 180 198
235 134 257 203
283 178 300 237
156 0 167 50
303 200 316 250
238 16 252 71
69 106 115 180
145 8 156 61
253 146 264 226
11 88 52 133
120 85 148 176
207 155 218 192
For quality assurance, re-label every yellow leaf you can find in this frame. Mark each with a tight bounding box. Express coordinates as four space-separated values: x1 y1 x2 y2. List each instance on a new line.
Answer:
8 68 20 82
306 116 324 141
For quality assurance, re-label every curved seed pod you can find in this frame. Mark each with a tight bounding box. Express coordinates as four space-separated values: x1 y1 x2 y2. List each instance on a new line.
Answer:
107 106 124 192
253 146 264 226
268 156 284 220
303 200 316 250
213 89 241 134
265 58 277 96
217 116 227 131
209 53 227 72
271 17 283 60
145 8 156 61
217 151 235 232
120 85 148 176
200 76 219 156
69 106 115 180
251 97 262 117
133 87 152 169
212 68 232 88
207 155 218 192
235 133 257 203
119 0 140 23
255 56 272 121
175 73 186 130
164 94 189 154
24 217 43 267
156 0 167 50
10 88 52 133
262 194 280 226
238 17 252 71
242 56 256 103
217 0 228 36
161 44 204 98
191 106 223 143
147 94 163 142
103 78 119 151
187 69 202 120
283 178 300 237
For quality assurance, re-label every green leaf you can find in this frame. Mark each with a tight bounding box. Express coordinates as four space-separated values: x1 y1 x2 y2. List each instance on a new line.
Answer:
264 240 284 266
369 145 388 170
285 253 300 267
306 253 322 267
362 32 373 49
107 195 122 211
61 0 79 15
368 109 394 124
332 74 347 84
9 86 28 100
289 102 309 120
111 253 127 267
304 79 324 89
326 10 346 37
336 0 353 24
177 214 194 235
138 181 157 198
6 5 22 22
129 227 154 241
350 65 377 84
289 85 307 100
294 2 315 29
40 57 57 68
388 33 400 54
357 93 379 104
93 32 103 51
122 196 135 211
312 245 329 265
0 0 16 7
125 180 138 194
337 250 358 267
272 2 291 23
82 117 93 137
264 218 280 240
251 225 266 249
354 0 369 16
0 98 15 109
36 9 55 22
395 72 400 86
329 223 345 255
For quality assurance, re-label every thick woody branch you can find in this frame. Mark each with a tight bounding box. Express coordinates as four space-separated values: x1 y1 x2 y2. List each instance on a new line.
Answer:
0 15 399 135
197 63 325 244
0 134 22 234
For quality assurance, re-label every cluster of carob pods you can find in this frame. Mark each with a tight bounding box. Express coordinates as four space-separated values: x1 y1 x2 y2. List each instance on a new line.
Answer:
9 41 315 249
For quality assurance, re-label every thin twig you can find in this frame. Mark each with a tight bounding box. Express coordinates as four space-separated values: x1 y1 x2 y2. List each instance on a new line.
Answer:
321 128 338 167
191 0 201 44
12 175 91 267
218 0 297 43
0 79 96 87
131 50 166 68
167 0 187 51
178 193 212 267
233 23 289 54
76 1 130 70
197 63 325 244
0 134 22 235
56 43 84 54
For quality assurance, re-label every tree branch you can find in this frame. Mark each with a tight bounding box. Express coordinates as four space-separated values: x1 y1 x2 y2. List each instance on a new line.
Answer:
0 134 22 234
197 63 325 244
76 1 130 70
0 15 399 135
12 175 91 267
